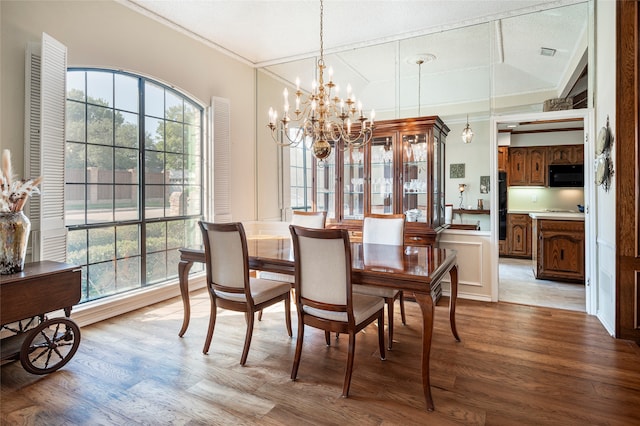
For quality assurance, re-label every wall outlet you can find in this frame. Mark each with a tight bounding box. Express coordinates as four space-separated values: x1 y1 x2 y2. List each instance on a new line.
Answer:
531 195 537 202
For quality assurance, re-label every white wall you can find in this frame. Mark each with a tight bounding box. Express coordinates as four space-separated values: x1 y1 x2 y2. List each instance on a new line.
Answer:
509 130 584 147
0 0 257 222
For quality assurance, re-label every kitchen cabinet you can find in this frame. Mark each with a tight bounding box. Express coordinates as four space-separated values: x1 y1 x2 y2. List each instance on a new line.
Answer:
508 147 546 186
528 147 547 185
505 145 583 187
506 213 532 258
313 116 449 246
533 219 585 282
498 147 508 172
548 145 584 165
499 240 508 256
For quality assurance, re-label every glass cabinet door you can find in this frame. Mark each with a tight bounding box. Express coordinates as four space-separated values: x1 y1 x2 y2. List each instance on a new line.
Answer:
431 134 441 227
402 133 428 222
315 152 335 219
342 145 365 220
432 133 446 228
370 136 394 215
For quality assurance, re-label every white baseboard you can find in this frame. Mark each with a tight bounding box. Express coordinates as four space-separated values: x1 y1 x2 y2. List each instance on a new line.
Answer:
441 290 492 303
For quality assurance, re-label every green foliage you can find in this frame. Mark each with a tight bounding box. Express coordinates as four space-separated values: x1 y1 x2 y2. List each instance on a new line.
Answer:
66 89 139 171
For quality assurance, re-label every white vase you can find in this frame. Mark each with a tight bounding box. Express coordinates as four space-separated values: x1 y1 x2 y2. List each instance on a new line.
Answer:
0 211 31 274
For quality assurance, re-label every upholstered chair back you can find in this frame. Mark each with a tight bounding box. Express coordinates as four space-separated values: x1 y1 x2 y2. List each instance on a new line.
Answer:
291 211 327 229
362 214 405 246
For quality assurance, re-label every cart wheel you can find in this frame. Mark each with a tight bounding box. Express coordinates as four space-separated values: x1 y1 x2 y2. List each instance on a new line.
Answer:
19 317 81 375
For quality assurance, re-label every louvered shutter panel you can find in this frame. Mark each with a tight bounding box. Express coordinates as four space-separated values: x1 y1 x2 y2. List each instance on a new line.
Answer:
211 97 232 223
24 42 42 262
24 33 67 262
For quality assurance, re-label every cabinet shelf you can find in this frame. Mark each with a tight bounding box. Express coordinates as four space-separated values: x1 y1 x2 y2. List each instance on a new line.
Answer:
453 209 490 215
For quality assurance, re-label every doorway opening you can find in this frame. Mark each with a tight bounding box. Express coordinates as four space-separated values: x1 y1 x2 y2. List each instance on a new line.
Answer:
494 112 592 313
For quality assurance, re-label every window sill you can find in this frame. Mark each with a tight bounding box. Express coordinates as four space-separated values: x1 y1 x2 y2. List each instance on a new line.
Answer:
69 273 207 328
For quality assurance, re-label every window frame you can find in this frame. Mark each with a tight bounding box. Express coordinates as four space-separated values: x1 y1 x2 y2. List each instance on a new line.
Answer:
65 68 205 303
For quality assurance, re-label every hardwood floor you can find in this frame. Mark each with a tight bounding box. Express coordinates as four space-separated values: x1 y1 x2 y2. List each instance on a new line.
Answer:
499 257 586 312
2 288 640 425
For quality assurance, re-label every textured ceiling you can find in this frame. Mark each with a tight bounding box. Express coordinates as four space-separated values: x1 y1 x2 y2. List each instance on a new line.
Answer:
121 0 589 118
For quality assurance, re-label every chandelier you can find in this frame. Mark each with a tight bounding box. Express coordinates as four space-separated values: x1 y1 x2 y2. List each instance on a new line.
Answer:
267 0 375 163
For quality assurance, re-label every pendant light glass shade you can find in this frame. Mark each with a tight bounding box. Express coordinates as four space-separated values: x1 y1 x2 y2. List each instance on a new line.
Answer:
461 115 474 144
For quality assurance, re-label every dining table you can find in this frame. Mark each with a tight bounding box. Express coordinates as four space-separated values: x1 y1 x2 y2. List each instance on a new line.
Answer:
177 237 460 411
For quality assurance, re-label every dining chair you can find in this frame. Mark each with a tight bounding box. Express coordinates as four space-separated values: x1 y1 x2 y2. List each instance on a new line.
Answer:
257 210 327 285
256 210 328 322
199 221 292 365
291 210 327 228
289 225 386 397
353 213 407 350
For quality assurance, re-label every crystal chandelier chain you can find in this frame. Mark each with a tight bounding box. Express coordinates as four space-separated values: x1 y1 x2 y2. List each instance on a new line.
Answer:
267 0 375 162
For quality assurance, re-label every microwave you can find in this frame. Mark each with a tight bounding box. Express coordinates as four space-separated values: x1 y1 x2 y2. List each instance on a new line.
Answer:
548 164 584 187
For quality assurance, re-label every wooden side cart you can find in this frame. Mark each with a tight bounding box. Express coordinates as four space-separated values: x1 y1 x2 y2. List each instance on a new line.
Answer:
0 261 82 374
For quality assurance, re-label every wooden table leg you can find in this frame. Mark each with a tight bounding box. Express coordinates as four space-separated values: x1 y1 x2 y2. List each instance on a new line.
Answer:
448 264 460 342
413 292 435 412
178 259 193 337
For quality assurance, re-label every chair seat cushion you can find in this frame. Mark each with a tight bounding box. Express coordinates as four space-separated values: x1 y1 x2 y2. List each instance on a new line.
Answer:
353 284 400 299
303 293 384 325
215 278 291 305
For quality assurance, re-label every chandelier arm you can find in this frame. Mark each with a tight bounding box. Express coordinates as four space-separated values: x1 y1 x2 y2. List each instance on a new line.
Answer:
268 123 305 147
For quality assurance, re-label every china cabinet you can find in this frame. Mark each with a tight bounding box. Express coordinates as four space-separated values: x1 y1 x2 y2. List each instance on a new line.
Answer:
311 116 449 245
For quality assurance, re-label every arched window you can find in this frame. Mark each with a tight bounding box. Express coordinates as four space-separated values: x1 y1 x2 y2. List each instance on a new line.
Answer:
65 69 203 302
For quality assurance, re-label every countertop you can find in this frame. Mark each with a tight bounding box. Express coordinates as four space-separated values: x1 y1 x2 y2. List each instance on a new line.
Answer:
528 212 584 221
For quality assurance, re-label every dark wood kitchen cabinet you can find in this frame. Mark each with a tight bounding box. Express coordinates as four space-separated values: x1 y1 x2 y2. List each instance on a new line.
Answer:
548 145 584 165
506 213 532 258
498 147 508 172
508 147 546 186
534 219 585 282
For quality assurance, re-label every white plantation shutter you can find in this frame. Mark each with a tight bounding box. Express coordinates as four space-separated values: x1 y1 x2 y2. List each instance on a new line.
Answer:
211 96 231 223
24 33 67 262
24 42 41 252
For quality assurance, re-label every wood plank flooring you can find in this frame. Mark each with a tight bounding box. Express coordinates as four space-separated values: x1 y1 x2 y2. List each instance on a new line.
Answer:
2 288 640 425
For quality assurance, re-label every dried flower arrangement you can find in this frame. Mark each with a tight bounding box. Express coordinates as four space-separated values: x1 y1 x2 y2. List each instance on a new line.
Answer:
0 149 42 213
